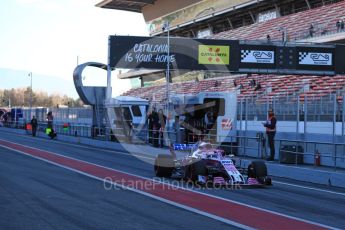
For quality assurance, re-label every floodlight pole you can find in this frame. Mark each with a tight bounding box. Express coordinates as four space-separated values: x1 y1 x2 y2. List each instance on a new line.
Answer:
106 66 112 99
164 21 171 145
28 72 32 120
107 37 112 100
166 22 170 116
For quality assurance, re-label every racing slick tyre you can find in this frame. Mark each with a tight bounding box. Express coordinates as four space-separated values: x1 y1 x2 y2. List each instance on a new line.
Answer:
154 154 174 178
187 160 207 182
248 161 267 178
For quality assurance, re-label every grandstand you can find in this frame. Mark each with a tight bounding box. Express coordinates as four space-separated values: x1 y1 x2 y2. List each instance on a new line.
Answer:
122 74 345 103
98 0 345 124
211 0 345 41
96 0 345 166
121 73 345 126
97 0 345 39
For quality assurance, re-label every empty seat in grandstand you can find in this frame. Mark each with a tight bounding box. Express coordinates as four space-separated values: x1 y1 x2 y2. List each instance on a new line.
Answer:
212 1 345 41
121 74 345 105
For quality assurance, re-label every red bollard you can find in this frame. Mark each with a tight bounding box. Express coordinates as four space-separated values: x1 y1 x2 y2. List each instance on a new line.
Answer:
315 150 321 166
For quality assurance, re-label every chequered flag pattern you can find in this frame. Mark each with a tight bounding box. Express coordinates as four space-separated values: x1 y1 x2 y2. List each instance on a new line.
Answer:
299 52 308 62
241 50 251 60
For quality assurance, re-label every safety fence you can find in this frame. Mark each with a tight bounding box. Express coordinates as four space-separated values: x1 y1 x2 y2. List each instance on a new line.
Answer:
5 120 344 171
184 132 345 170
238 92 345 136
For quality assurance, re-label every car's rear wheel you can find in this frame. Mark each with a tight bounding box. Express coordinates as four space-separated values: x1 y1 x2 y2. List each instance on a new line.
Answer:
154 154 174 177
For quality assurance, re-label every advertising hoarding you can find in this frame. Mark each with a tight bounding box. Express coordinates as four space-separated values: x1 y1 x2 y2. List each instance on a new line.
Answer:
109 36 238 71
109 35 341 75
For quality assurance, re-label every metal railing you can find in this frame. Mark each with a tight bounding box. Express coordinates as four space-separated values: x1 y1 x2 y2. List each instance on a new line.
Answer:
294 21 345 41
276 138 345 170
238 93 345 136
2 120 345 170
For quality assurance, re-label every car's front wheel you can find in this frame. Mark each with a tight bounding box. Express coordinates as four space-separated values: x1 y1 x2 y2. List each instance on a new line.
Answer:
185 159 207 182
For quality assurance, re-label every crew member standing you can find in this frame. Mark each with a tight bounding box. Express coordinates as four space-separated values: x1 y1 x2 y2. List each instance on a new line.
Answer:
30 116 38 137
262 109 277 161
157 109 166 148
204 111 214 133
47 111 56 139
147 108 156 144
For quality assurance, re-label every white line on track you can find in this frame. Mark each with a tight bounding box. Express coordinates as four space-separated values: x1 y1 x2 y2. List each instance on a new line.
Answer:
0 138 339 230
2 131 345 197
36 137 345 197
273 180 345 196
1 130 156 161
57 142 156 161
0 140 253 230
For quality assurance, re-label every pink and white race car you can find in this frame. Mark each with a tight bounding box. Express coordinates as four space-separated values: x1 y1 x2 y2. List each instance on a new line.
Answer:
154 142 272 186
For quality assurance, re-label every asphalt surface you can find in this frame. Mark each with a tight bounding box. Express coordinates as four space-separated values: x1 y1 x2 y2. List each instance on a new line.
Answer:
1 130 345 229
0 141 234 230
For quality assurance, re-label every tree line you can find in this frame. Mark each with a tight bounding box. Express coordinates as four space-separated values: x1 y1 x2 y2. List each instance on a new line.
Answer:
0 87 83 107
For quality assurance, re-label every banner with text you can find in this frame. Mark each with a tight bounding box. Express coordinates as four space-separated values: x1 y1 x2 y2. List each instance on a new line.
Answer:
108 36 342 75
109 36 238 71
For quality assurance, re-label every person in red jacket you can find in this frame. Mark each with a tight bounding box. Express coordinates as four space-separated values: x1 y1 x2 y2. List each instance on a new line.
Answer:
262 109 277 161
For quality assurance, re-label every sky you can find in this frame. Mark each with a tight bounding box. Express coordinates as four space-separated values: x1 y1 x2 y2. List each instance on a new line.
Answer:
0 0 148 98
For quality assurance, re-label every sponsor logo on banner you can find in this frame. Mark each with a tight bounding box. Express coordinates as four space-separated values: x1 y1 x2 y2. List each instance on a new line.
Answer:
198 45 230 65
299 52 332 66
221 118 233 130
241 50 274 64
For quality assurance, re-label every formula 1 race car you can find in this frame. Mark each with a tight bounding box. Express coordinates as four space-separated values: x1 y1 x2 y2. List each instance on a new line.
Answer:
154 142 272 186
